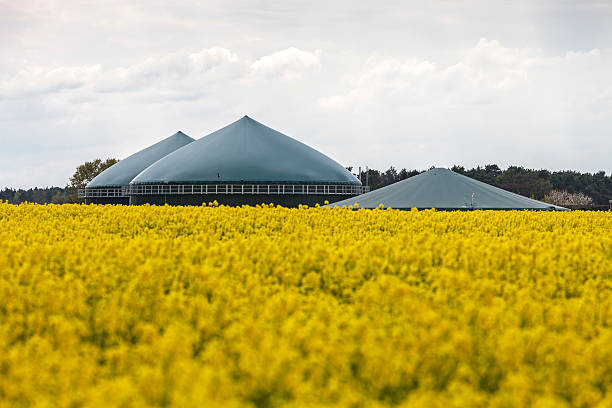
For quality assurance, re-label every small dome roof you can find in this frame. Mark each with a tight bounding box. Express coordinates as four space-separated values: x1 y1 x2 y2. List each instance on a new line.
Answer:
330 168 567 210
87 131 194 188
131 116 360 185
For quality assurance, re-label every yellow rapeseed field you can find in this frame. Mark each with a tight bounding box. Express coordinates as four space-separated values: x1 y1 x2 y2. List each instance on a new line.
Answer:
0 202 611 408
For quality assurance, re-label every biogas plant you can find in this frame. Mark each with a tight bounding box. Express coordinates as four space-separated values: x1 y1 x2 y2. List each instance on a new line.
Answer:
81 116 565 210
82 116 368 207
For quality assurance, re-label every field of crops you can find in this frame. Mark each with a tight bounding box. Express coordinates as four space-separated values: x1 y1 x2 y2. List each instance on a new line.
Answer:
0 202 611 407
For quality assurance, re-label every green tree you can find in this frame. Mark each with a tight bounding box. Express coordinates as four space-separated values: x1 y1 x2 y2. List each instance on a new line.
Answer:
452 164 502 186
496 166 552 199
67 158 119 202
51 191 68 204
399 168 420 180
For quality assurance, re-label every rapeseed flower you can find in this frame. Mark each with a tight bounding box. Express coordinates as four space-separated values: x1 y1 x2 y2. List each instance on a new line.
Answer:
0 202 610 407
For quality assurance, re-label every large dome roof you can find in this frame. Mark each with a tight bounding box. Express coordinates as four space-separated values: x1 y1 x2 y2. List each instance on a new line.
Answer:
131 116 360 185
87 131 194 188
330 168 567 210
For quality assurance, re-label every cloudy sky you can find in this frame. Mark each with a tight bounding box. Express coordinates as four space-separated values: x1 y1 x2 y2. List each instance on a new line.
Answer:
1 0 611 188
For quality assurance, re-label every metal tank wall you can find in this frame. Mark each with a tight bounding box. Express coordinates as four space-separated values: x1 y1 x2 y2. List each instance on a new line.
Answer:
129 193 356 207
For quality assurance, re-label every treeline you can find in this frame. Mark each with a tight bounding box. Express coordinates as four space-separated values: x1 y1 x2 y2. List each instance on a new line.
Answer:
451 165 612 205
2 164 611 206
0 187 74 204
355 164 612 206
1 158 118 205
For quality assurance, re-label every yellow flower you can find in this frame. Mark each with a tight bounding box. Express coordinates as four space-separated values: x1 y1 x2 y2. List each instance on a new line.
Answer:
0 202 610 407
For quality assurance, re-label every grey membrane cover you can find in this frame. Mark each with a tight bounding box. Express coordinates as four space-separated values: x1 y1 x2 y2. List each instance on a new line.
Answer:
329 168 567 210
87 131 194 188
131 116 361 185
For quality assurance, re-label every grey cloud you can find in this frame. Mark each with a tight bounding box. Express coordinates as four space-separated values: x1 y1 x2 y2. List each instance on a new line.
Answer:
0 47 240 100
0 65 101 99
1 1 611 188
95 47 239 93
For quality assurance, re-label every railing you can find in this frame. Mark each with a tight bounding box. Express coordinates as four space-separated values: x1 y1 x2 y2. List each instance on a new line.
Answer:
127 184 370 196
79 187 129 198
79 184 369 198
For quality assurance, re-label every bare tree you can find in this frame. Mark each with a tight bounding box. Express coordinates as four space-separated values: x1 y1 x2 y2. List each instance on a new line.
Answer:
544 190 593 207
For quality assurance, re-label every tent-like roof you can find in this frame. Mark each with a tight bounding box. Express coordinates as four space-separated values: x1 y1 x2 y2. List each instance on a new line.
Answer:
87 131 194 188
330 168 567 210
131 116 361 185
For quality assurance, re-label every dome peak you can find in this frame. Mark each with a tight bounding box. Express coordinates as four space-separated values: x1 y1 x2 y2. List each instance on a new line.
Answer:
131 117 360 185
87 131 195 188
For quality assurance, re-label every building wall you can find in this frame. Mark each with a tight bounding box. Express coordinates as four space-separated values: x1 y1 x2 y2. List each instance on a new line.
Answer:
129 194 357 207
85 197 130 205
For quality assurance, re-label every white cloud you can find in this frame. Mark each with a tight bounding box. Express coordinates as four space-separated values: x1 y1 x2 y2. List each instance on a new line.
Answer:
249 47 321 81
318 39 610 110
0 46 322 104
318 57 438 109
0 47 240 100
315 39 612 173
